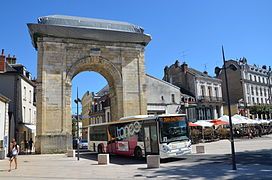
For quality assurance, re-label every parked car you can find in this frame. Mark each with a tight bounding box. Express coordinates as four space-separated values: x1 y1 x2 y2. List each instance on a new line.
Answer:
79 139 88 149
72 139 78 149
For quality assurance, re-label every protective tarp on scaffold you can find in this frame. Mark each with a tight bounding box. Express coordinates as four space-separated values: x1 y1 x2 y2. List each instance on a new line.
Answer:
27 15 152 48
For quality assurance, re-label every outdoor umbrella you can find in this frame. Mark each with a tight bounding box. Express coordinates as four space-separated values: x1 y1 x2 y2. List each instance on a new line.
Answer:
194 120 213 127
210 119 229 126
194 120 214 140
189 122 202 127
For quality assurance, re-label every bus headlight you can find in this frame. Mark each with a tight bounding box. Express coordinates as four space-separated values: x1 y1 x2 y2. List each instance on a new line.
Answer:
162 145 171 152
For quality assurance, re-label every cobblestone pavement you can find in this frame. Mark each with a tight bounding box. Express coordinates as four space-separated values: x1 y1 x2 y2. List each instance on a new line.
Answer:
0 134 271 180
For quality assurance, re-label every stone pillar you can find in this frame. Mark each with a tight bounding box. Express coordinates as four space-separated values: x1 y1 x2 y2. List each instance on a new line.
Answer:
35 40 72 154
220 105 224 117
213 107 218 119
121 49 147 117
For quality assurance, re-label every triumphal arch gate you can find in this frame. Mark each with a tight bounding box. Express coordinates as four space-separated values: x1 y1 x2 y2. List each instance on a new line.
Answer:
28 15 151 153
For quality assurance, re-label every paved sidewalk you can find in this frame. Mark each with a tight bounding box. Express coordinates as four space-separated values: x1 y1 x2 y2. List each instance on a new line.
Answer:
0 134 271 180
192 134 272 154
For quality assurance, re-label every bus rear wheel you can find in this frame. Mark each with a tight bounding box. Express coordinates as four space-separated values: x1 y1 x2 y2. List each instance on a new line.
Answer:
134 147 142 159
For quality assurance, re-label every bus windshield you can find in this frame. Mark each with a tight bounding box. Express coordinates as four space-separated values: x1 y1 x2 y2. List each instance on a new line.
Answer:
159 116 188 143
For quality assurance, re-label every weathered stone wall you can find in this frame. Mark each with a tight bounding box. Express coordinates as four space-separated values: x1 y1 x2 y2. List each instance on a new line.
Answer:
35 37 147 153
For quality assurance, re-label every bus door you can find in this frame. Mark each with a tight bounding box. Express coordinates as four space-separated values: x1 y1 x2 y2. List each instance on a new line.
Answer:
107 125 117 153
143 121 159 155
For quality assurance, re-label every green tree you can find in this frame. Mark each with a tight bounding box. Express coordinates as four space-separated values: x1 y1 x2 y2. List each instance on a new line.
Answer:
249 105 272 119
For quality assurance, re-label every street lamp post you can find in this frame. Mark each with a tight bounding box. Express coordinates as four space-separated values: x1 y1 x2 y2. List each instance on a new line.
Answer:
222 46 237 170
74 87 81 161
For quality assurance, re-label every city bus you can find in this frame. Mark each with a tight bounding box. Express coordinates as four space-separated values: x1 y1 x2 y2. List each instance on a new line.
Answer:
88 114 192 159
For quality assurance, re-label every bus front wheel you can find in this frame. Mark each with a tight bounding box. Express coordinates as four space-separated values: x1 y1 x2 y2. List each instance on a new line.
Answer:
134 147 142 159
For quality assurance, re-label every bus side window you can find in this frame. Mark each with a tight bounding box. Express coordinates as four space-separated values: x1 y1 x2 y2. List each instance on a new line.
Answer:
89 127 94 140
108 125 116 140
137 129 143 142
102 126 107 140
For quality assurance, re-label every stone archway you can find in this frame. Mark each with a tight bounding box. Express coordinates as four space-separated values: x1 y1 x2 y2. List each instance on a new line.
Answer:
66 55 123 122
28 15 151 153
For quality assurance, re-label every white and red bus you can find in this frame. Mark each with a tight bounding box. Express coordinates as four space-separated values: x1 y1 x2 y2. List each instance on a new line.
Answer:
88 114 192 159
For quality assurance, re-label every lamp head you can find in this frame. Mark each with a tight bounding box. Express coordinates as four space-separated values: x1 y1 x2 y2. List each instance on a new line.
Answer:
74 98 81 104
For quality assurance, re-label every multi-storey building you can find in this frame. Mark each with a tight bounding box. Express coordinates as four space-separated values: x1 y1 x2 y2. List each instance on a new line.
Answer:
88 93 111 125
0 50 36 145
216 58 272 117
0 93 10 158
163 60 223 120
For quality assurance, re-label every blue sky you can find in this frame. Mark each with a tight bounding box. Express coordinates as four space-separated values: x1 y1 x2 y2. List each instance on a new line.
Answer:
1 0 272 114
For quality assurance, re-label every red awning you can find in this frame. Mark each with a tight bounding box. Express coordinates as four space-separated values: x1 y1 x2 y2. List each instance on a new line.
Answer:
210 119 229 126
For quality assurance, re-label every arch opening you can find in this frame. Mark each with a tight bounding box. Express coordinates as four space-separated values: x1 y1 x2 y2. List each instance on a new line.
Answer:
67 56 123 141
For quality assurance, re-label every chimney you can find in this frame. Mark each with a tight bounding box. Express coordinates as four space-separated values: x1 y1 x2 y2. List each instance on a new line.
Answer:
0 49 6 72
12 55 17 64
174 60 180 67
181 62 188 72
214 66 221 77
6 54 17 64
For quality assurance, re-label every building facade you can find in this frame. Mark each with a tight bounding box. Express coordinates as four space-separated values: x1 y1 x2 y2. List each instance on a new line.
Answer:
82 74 196 127
0 50 36 147
88 94 111 125
146 74 196 116
81 91 93 139
0 93 10 158
163 60 223 120
216 58 272 117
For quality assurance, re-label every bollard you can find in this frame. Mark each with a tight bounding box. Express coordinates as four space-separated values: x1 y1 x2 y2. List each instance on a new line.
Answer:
67 150 76 157
196 145 205 153
98 154 109 165
147 155 160 168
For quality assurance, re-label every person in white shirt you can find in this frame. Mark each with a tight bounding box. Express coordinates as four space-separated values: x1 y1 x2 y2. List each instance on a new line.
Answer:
9 138 20 172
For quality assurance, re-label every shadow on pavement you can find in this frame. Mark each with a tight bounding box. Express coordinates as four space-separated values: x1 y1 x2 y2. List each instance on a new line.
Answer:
77 149 272 179
79 151 146 165
140 149 272 180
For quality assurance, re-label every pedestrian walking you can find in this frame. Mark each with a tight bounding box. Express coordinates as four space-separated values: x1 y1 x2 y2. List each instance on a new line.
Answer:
9 138 20 172
24 139 29 154
248 129 253 139
20 140 24 152
28 138 33 154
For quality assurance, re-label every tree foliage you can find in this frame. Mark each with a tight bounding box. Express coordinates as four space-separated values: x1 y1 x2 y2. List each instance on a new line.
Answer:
249 105 272 115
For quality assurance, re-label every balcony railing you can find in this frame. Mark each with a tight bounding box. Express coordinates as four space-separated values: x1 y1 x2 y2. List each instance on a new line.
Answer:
198 96 222 102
